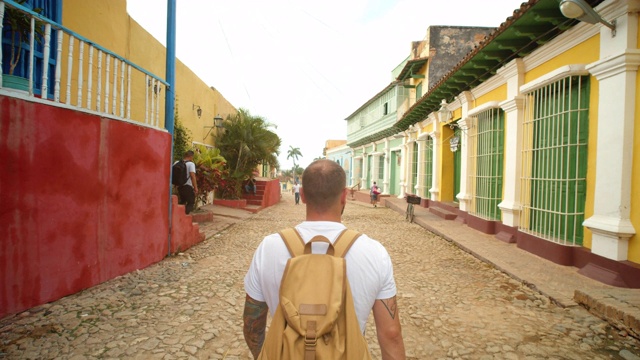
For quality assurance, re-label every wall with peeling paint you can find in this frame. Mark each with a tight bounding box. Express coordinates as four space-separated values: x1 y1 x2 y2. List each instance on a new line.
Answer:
427 26 494 91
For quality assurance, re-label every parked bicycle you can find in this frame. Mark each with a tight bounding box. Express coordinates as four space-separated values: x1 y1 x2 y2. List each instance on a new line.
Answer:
405 194 421 223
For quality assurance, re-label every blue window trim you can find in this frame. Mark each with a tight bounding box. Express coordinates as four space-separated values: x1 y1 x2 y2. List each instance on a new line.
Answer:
2 0 61 98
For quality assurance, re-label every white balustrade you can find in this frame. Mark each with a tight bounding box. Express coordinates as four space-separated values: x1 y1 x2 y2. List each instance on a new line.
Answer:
87 46 93 108
0 0 167 129
40 24 51 97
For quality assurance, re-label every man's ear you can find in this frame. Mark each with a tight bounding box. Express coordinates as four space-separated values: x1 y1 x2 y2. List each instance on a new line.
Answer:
300 188 307 203
340 188 348 205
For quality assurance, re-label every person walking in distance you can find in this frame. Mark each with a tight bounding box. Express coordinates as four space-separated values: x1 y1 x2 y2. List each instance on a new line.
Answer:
370 181 381 207
243 159 406 359
292 181 301 205
175 150 198 214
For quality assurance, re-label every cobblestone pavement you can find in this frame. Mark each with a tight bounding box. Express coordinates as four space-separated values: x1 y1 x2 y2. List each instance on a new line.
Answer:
2 194 640 359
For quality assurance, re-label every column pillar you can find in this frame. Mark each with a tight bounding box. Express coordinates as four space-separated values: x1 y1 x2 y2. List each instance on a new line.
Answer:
583 3 640 260
498 97 525 227
360 146 367 187
398 136 408 198
498 58 526 228
429 130 440 201
383 139 390 194
416 136 425 197
352 154 362 188
456 92 474 211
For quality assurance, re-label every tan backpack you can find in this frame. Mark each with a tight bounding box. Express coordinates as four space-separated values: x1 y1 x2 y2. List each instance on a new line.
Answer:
258 228 372 360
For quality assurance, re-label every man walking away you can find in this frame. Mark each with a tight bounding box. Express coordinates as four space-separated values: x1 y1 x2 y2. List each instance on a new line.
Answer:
243 159 406 359
175 150 198 214
292 181 301 205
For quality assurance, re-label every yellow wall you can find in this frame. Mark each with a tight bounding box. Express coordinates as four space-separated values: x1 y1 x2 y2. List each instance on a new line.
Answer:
438 124 456 202
61 0 237 147
475 84 507 106
325 140 347 150
524 35 599 83
420 122 433 134
578 75 600 250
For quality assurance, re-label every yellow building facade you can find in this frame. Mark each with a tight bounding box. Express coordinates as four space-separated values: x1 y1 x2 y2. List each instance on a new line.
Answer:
408 0 640 286
59 0 237 147
347 0 640 287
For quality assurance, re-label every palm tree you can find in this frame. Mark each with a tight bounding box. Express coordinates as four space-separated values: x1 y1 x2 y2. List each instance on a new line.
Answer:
215 108 282 196
287 146 302 175
281 169 293 183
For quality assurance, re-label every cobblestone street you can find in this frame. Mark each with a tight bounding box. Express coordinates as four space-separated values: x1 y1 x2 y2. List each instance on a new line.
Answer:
1 194 640 359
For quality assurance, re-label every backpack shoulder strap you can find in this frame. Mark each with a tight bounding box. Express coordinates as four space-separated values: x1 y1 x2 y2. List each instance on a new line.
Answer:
278 228 305 257
332 229 362 258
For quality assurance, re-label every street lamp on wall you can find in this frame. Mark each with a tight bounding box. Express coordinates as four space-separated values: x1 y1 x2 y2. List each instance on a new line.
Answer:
438 99 451 123
559 0 616 35
214 114 224 128
193 104 202 118
203 114 225 141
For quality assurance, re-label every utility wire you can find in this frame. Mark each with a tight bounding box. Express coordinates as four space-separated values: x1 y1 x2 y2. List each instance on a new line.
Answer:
217 19 252 104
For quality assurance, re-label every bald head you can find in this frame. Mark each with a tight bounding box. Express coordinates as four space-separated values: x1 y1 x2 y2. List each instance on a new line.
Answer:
301 160 346 213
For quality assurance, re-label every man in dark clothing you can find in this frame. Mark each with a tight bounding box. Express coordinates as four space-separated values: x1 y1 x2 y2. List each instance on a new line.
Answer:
176 150 198 214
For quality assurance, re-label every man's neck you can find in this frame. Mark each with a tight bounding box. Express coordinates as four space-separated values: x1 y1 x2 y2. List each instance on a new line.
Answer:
305 212 342 223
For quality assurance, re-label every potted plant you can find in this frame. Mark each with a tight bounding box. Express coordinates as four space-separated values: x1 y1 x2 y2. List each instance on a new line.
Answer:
2 0 44 91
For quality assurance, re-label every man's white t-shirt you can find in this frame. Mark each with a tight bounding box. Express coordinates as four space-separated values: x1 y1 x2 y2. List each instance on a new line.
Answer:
185 161 196 187
244 221 397 333
293 184 301 194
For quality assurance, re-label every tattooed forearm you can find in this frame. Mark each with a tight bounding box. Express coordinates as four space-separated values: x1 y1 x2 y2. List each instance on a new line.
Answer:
378 296 398 319
243 295 268 359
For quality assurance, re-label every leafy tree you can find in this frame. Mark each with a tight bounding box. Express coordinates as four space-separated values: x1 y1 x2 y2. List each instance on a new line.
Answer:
215 108 281 198
192 145 226 207
172 103 192 161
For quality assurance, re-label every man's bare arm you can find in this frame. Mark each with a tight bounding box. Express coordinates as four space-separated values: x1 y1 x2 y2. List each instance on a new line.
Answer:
190 172 198 193
372 296 406 360
242 294 268 359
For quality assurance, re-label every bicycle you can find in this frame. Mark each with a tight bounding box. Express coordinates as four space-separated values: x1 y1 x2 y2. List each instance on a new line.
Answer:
405 194 421 223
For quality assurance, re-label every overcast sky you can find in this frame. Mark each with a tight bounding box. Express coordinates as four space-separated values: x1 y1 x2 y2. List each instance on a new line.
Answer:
126 0 523 169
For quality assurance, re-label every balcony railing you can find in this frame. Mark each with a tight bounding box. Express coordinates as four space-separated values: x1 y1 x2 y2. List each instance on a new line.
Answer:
0 0 167 129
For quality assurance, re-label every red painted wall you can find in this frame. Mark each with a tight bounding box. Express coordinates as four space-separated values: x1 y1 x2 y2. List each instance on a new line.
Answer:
0 96 172 318
261 179 282 208
170 195 205 254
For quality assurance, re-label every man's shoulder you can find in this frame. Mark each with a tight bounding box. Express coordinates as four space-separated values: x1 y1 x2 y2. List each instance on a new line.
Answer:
349 233 390 257
253 233 289 259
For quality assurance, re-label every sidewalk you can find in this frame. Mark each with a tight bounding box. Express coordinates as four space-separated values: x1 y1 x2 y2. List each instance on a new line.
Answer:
367 195 640 339
196 203 255 240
